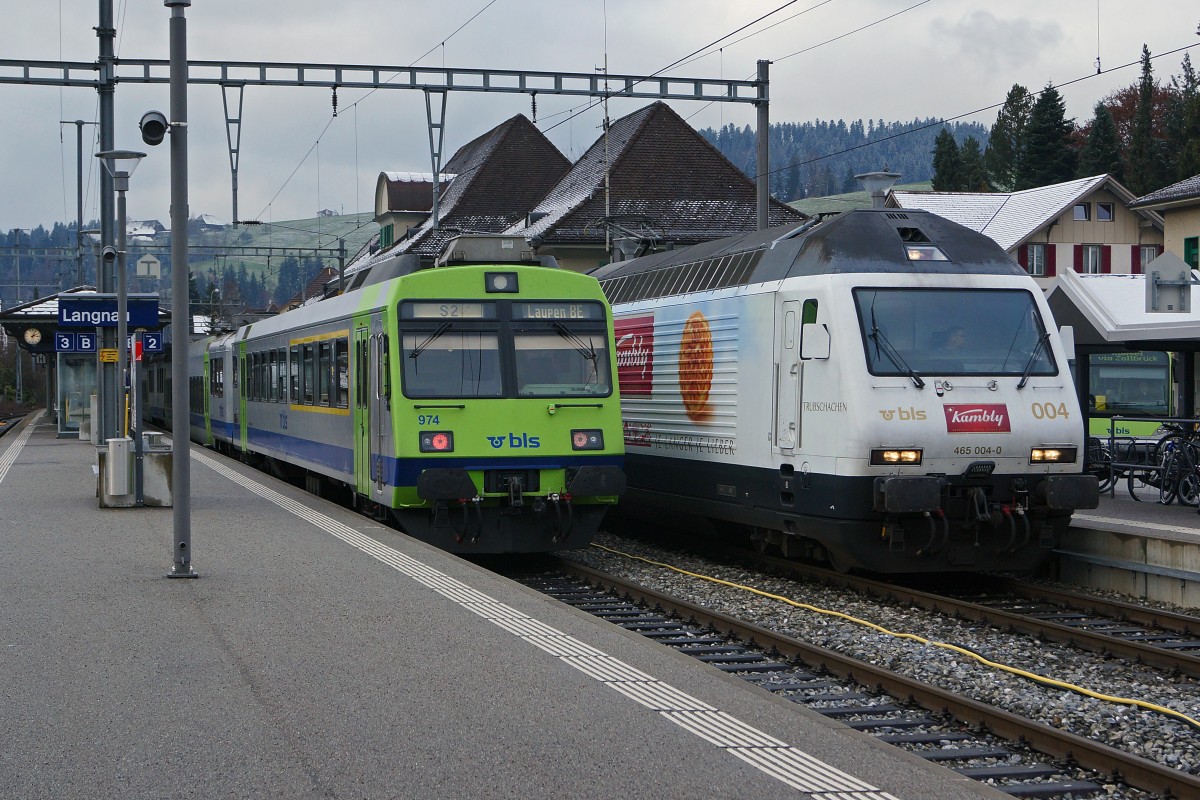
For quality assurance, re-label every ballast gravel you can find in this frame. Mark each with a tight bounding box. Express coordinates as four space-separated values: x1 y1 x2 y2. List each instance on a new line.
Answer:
564 532 1200 799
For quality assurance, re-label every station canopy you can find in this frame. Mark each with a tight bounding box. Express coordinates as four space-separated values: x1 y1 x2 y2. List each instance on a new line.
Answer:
1045 264 1200 353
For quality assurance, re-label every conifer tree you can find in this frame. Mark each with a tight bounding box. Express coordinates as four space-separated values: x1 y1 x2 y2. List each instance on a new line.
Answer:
931 129 961 190
1167 50 1200 181
1126 45 1168 194
959 137 988 190
1077 102 1123 180
1016 84 1076 189
984 84 1033 191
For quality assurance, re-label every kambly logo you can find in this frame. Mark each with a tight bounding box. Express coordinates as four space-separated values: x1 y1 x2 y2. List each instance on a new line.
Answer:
943 404 1011 433
614 315 655 396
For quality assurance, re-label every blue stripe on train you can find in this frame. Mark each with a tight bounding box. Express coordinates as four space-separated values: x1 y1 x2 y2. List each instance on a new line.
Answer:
195 417 622 490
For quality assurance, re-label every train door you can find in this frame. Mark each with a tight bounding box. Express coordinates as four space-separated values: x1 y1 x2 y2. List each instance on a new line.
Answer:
238 344 248 452
353 322 372 497
202 348 212 445
774 299 800 452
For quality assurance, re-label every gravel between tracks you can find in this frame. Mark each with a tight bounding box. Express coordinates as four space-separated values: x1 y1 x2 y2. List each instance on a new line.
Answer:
564 532 1200 792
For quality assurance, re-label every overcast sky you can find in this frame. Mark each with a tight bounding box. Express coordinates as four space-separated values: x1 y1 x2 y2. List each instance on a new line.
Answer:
2 0 1198 233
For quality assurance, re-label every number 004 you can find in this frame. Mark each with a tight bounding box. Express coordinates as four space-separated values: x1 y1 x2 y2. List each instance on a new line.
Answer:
1031 402 1070 420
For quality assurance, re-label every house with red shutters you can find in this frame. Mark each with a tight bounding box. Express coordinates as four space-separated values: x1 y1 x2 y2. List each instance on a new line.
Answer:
886 175 1164 289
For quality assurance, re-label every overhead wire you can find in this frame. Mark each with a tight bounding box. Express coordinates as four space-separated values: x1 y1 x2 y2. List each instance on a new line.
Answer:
250 0 499 224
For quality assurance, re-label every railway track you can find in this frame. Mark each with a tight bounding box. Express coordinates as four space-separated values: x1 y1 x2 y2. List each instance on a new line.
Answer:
721 548 1200 681
520 560 1198 799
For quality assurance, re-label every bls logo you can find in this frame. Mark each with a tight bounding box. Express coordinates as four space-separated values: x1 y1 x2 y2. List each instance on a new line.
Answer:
486 433 542 449
878 407 927 421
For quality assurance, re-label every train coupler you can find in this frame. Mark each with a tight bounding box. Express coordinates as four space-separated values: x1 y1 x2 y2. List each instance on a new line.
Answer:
548 492 575 542
915 509 948 556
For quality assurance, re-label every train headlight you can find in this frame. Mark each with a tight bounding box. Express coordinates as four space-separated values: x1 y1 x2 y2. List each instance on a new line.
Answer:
1030 446 1077 464
870 448 922 466
485 272 519 293
419 431 454 453
571 429 604 450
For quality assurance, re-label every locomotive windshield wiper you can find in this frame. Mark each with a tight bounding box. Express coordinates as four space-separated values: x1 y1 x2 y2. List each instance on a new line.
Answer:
869 325 925 389
409 321 451 359
1017 331 1050 389
552 321 597 361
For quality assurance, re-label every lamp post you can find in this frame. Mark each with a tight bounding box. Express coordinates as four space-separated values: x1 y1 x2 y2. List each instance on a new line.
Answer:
95 149 146 437
11 227 32 405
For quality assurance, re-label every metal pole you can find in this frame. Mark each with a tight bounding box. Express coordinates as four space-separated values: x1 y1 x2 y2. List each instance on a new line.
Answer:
167 0 196 578
98 0 116 443
133 329 144 505
755 59 770 231
75 121 85 286
116 175 129 435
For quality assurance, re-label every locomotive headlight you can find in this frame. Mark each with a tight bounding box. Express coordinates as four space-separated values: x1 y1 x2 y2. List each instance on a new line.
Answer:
870 448 922 465
419 431 454 453
485 272 519 293
1030 446 1077 464
571 429 604 450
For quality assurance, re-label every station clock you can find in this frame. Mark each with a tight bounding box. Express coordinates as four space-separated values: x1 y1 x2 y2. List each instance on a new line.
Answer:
23 327 42 346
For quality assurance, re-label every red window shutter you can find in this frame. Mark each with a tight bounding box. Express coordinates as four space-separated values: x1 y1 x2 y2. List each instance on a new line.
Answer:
1045 245 1057 277
1017 244 1028 269
1131 244 1142 275
1101 245 1112 273
1158 245 1164 256
1073 244 1083 272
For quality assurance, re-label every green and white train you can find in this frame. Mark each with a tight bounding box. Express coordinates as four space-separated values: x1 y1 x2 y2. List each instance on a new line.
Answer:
153 237 625 553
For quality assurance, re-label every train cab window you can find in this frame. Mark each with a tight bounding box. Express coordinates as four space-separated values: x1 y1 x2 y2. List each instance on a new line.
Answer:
513 333 611 397
854 287 1056 378
401 330 502 398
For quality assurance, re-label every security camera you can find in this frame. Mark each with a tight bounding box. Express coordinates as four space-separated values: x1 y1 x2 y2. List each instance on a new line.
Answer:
102 246 117 263
139 110 169 146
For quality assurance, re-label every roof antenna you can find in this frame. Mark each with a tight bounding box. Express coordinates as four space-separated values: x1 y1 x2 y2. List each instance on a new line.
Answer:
1095 0 1102 73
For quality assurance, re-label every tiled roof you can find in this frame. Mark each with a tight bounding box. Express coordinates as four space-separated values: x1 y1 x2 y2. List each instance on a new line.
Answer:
391 114 571 258
889 175 1125 251
508 101 806 246
1129 174 1200 209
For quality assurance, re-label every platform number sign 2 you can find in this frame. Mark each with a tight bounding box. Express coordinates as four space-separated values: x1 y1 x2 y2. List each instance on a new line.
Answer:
142 332 163 353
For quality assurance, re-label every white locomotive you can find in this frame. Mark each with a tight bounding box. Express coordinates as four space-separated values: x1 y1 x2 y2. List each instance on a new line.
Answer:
595 209 1098 572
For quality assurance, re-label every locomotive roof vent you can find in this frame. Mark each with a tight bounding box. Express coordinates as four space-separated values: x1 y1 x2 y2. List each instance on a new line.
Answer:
438 235 548 267
855 169 901 208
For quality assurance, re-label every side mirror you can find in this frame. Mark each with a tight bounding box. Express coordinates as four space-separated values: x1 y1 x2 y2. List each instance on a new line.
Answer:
800 322 831 360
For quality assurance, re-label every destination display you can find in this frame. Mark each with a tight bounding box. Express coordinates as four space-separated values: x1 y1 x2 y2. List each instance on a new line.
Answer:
513 302 602 320
404 302 492 319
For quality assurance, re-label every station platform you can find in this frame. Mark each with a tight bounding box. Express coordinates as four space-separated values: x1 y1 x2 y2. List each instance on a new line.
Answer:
0 411 1003 800
1058 479 1200 606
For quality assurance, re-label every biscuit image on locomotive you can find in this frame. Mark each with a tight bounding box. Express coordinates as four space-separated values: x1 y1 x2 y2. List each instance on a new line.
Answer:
149 237 626 554
595 209 1098 573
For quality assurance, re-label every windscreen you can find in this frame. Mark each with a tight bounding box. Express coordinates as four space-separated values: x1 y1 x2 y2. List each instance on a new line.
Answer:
514 332 611 397
401 330 502 398
854 287 1057 377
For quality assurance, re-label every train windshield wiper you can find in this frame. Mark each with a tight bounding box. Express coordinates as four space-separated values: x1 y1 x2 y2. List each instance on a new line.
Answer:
869 325 924 389
553 321 597 361
409 321 451 359
1017 331 1050 389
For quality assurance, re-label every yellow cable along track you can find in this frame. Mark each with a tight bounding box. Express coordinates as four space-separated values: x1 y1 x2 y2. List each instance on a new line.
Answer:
592 543 1200 730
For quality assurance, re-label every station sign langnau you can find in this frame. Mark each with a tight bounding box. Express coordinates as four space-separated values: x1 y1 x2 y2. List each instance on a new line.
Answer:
58 294 160 328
